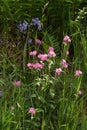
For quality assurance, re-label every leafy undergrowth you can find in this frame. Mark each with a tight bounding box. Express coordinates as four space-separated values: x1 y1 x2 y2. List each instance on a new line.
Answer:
0 1 87 130
0 30 87 130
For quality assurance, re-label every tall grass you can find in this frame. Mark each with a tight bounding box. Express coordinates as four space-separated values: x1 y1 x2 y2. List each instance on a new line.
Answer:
0 0 87 130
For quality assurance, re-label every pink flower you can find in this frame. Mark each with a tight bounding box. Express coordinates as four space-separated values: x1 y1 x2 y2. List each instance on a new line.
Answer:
56 68 62 75
29 107 36 115
75 70 82 76
29 50 37 56
38 54 48 61
27 63 34 68
48 47 54 52
63 64 68 68
48 46 56 57
48 51 56 57
47 46 56 57
33 63 43 69
35 39 41 44
63 35 71 43
61 59 68 68
65 50 69 55
12 81 21 86
38 54 42 59
27 62 43 69
77 90 82 95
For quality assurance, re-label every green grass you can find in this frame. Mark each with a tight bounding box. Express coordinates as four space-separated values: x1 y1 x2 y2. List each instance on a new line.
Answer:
0 0 87 130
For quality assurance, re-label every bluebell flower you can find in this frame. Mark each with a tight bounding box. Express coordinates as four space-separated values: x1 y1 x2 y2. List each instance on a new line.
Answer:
22 20 28 30
28 38 33 44
37 23 41 30
30 17 41 30
17 20 28 32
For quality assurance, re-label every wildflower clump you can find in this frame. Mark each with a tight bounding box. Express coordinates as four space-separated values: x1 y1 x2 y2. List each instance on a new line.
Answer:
61 59 68 68
28 107 36 115
12 81 21 86
77 90 82 95
29 50 37 56
30 17 42 30
55 68 62 75
38 54 48 61
17 17 42 46
35 39 42 44
75 70 82 76
48 46 56 57
63 35 71 43
28 107 36 119
17 20 28 32
27 63 43 69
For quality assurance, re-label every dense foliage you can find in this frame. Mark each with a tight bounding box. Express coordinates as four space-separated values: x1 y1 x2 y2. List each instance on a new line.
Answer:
0 0 87 130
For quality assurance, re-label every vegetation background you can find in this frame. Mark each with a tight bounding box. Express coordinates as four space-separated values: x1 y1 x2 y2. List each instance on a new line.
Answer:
0 0 87 130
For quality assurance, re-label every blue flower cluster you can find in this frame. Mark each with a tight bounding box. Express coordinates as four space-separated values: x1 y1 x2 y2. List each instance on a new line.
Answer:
17 17 42 45
30 17 41 30
17 20 28 32
17 18 41 33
